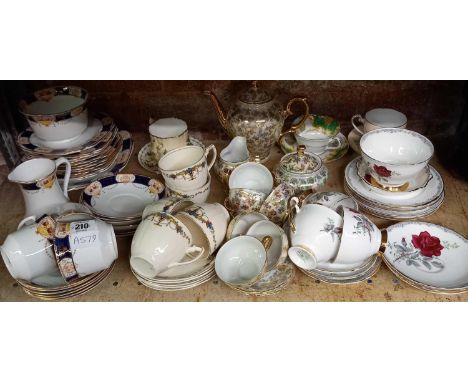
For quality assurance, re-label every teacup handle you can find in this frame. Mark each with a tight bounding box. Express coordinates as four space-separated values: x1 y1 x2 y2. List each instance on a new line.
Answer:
54 157 71 198
18 215 36 229
351 114 365 135
205 144 217 171
287 196 301 234
261 236 273 251
278 97 310 143
166 246 205 268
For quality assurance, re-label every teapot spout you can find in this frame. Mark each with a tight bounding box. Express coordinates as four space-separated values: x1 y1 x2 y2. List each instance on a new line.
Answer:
204 90 229 134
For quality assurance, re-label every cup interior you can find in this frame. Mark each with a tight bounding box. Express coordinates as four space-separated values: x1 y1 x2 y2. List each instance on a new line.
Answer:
365 108 407 128
9 158 55 183
24 95 84 115
360 129 433 165
229 163 273 195
159 146 204 171
215 236 266 284
246 221 282 270
149 118 187 138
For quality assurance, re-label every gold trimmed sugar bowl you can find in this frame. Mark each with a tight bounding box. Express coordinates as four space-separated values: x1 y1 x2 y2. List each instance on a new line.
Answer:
274 145 328 193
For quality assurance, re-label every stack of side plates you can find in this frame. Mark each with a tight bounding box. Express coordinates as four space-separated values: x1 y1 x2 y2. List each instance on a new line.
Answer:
299 255 382 284
16 262 115 300
131 258 216 291
80 174 166 237
17 113 134 191
344 157 444 220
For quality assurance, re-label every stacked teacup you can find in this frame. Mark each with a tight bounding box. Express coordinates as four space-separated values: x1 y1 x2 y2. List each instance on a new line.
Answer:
286 195 382 283
215 213 295 295
344 128 443 219
0 203 118 299
152 118 217 203
130 198 229 291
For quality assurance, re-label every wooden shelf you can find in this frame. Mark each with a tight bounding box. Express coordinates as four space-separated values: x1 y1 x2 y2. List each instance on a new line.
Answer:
1 132 468 301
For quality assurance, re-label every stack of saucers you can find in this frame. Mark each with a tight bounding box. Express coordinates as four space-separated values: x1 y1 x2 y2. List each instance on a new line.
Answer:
17 113 134 191
80 174 166 237
344 128 443 220
16 263 115 300
285 192 382 284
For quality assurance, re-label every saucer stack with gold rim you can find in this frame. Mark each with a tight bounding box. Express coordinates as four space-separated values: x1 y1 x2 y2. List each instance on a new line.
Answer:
17 113 134 191
344 157 444 220
16 262 115 300
131 258 216 291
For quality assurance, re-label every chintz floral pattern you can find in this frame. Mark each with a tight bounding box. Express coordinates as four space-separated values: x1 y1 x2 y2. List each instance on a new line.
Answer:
146 213 190 243
259 183 294 224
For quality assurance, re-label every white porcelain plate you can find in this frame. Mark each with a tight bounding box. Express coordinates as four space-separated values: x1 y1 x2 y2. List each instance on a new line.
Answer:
345 157 443 207
82 173 165 218
383 221 468 291
138 136 205 174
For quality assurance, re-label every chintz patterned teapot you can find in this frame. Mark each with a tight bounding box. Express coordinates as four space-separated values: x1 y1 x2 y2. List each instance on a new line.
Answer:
205 81 309 162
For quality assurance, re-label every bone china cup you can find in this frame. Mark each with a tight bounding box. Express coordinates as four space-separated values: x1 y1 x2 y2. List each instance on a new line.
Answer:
228 188 267 213
158 145 217 191
1 216 57 282
334 206 381 264
351 108 407 135
166 174 211 204
360 128 434 187
18 86 88 142
149 118 189 161
288 199 343 270
215 235 272 286
178 202 230 253
229 162 273 195
131 213 205 278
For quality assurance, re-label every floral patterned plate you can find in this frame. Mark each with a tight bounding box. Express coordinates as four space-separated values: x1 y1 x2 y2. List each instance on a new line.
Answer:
381 222 468 292
81 174 165 219
138 136 205 174
279 132 349 163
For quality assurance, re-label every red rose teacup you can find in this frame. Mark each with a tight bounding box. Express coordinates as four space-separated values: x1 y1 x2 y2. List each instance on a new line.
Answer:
360 128 434 187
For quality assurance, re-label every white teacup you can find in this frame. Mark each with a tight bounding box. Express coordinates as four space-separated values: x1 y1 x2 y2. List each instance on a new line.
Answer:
166 174 211 204
333 207 381 264
130 213 205 278
159 145 217 191
295 131 341 155
351 108 407 135
360 128 434 187
288 199 343 270
1 216 57 282
215 235 272 286
229 162 273 195
141 197 194 220
178 202 229 253
53 218 118 281
149 118 189 161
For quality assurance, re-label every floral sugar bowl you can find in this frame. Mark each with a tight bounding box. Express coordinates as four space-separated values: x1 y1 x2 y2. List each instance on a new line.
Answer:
274 145 328 193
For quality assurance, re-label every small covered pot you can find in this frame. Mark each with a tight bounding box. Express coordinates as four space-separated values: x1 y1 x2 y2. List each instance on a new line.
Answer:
274 145 328 193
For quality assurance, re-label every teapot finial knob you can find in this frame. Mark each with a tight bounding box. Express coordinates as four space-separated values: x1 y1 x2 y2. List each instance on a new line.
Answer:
297 145 306 157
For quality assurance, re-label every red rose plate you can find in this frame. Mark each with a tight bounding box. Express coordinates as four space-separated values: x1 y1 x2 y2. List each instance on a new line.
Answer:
381 221 468 293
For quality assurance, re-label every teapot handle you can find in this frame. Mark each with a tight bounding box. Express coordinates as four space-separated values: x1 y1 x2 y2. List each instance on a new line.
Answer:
278 97 309 143
54 157 71 199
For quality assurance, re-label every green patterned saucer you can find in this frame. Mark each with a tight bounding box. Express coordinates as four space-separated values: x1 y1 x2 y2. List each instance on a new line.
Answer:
279 132 349 163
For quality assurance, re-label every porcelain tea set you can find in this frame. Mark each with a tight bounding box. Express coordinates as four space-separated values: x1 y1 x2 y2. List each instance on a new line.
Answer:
2 83 468 299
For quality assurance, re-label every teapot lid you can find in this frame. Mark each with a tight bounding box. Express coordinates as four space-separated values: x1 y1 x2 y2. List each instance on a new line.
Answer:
238 81 273 104
279 145 321 174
